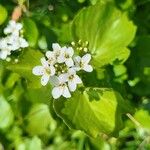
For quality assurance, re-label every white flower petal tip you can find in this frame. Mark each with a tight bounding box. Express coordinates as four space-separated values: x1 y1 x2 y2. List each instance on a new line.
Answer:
83 65 93 72
52 87 62 99
32 66 44 76
52 84 71 99
41 74 49 86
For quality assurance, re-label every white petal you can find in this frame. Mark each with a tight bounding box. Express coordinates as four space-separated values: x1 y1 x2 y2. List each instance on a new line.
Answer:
73 67 81 71
46 51 53 58
0 51 8 59
68 68 76 75
16 23 22 30
52 43 61 51
68 81 77 92
32 66 44 75
57 55 65 63
49 76 59 86
74 56 81 64
9 20 16 26
82 53 91 64
65 58 74 67
50 65 55 76
52 86 63 99
83 65 93 72
11 31 20 36
41 74 50 86
74 75 82 84
4 27 11 34
67 47 74 57
58 74 68 83
63 86 71 98
40 57 48 67
0 39 7 49
19 38 29 48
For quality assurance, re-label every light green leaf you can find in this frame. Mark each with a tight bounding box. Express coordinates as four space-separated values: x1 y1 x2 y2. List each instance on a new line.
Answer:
25 136 42 150
16 136 42 150
54 88 129 137
72 1 136 68
0 5 7 25
26 104 52 135
23 18 39 47
0 96 14 130
134 109 150 130
6 48 43 88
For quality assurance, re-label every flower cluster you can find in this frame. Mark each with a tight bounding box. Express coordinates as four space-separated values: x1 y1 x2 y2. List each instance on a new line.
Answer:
0 20 29 60
32 43 93 99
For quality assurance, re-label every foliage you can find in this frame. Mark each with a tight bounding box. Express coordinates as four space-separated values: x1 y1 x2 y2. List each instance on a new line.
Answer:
0 0 150 149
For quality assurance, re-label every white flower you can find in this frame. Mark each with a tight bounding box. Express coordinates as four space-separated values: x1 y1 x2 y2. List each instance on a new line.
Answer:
0 50 10 60
32 57 55 86
0 38 11 59
0 20 28 60
46 51 56 65
52 74 71 99
18 37 29 48
66 68 82 92
52 43 62 59
57 46 74 67
4 20 22 36
74 53 93 72
5 35 28 51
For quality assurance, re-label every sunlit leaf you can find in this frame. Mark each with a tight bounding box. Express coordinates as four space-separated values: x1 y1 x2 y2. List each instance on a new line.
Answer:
0 5 7 25
0 96 14 129
54 88 129 137
23 18 39 47
72 1 136 68
26 104 53 135
6 48 43 88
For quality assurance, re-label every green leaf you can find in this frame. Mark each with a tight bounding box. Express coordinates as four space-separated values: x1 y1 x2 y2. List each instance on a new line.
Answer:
54 88 129 137
26 104 53 135
0 96 14 130
134 109 150 130
16 136 42 150
0 5 7 25
6 48 43 88
23 18 39 47
71 1 136 68
25 136 42 150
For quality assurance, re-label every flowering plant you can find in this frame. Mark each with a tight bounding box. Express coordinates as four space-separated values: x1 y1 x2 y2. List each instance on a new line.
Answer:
32 43 93 99
0 0 150 149
0 20 28 59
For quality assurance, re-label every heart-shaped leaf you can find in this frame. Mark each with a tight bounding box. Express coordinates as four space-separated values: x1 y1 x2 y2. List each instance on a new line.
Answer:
54 88 130 137
71 1 136 68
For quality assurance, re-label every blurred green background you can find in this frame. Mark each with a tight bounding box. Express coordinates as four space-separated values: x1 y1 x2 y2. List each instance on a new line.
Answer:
0 0 150 149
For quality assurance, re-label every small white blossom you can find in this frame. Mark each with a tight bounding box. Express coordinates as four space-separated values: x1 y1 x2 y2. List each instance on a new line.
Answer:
18 37 29 48
57 46 74 67
0 20 29 60
4 20 22 36
52 43 62 59
32 57 55 86
46 51 56 65
32 43 93 99
52 74 71 99
74 53 93 72
0 38 11 59
66 68 82 92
